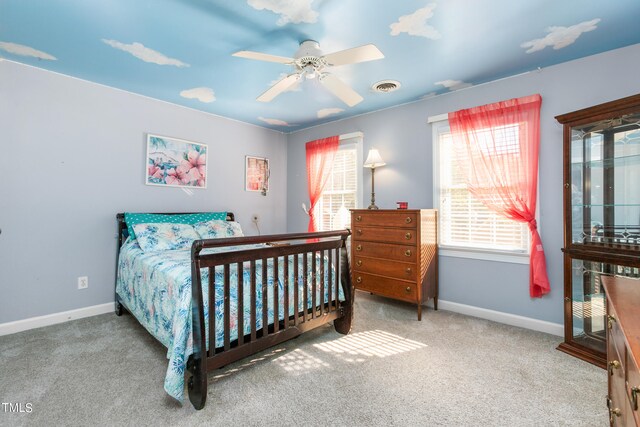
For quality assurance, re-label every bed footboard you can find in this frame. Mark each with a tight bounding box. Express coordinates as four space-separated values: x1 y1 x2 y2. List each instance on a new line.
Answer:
187 230 352 410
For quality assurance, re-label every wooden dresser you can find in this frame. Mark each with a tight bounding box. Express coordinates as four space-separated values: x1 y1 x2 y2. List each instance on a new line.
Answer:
350 209 438 320
603 275 640 426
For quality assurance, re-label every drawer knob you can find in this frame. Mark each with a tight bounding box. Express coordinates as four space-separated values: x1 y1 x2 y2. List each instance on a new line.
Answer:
356 244 362 252
356 276 362 284
632 386 640 410
356 260 362 267
406 267 412 274
607 314 616 330
609 407 622 423
405 232 412 240
356 215 362 222
405 286 411 293
608 360 621 375
357 229 363 235
404 249 412 257
405 217 412 224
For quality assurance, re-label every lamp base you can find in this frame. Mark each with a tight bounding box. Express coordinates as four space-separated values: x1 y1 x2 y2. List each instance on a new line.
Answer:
367 168 379 210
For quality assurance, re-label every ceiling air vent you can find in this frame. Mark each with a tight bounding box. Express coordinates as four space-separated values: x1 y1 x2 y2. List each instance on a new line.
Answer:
372 80 401 93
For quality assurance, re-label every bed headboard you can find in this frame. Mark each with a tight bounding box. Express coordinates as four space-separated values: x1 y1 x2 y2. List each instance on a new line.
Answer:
116 212 235 248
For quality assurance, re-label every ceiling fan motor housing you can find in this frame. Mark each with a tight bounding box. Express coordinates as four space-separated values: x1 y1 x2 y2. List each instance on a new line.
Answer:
294 40 326 71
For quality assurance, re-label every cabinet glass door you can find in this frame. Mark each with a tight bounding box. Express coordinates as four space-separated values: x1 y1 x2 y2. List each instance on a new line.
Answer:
570 113 640 248
570 258 640 353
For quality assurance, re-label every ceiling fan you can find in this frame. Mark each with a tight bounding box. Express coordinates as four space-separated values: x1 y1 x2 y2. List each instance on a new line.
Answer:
232 40 384 107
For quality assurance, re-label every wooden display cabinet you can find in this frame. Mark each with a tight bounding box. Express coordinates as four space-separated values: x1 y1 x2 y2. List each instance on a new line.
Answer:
556 94 640 368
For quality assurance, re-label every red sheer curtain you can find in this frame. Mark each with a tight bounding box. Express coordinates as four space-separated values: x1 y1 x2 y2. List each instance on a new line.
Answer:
448 94 550 297
306 135 340 232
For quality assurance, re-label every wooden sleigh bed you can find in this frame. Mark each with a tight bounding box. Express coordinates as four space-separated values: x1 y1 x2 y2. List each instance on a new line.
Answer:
115 212 353 410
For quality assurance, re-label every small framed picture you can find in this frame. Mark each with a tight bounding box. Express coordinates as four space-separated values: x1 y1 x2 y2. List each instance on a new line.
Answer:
245 156 269 193
146 134 207 189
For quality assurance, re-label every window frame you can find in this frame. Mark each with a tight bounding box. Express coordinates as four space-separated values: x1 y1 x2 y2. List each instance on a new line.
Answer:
430 115 533 265
314 132 363 232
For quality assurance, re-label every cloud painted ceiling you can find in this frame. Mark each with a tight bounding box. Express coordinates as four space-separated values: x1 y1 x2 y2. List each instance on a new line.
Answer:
1 0 639 132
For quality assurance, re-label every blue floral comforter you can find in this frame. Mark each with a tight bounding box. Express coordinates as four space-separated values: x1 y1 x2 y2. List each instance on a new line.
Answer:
116 238 343 402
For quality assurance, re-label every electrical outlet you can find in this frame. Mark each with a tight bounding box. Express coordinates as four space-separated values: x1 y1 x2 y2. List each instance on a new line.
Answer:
252 214 260 223
77 276 88 290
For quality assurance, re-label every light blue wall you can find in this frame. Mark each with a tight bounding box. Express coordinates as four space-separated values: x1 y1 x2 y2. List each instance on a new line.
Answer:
286 43 640 324
0 61 287 324
2 44 639 326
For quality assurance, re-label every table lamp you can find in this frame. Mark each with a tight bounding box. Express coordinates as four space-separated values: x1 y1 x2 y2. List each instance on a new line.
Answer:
363 148 386 209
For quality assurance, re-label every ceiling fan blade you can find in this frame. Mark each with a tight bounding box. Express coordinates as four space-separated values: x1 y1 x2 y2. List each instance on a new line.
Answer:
319 74 363 107
232 50 293 64
322 44 384 67
257 73 301 102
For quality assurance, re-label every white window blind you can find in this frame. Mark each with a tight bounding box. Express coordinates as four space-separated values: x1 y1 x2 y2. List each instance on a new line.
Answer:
314 142 360 231
434 121 529 255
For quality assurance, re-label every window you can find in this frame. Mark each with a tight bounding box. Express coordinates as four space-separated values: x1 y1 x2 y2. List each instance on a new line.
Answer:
314 135 362 231
432 119 530 262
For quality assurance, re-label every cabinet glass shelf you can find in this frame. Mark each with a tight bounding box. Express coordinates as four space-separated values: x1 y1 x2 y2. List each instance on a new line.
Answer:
571 204 640 208
570 153 640 168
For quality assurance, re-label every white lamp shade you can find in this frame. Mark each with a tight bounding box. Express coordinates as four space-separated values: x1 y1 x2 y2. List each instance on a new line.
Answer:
364 148 386 168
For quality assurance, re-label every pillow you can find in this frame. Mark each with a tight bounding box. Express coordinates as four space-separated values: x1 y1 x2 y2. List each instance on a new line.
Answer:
124 212 227 240
194 220 244 239
132 223 200 252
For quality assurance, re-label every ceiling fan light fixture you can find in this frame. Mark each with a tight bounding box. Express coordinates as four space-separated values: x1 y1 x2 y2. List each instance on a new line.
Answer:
303 64 317 79
372 80 401 93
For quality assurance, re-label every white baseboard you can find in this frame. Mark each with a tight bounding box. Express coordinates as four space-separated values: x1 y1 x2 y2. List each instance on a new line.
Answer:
431 299 564 337
0 299 564 338
0 302 114 336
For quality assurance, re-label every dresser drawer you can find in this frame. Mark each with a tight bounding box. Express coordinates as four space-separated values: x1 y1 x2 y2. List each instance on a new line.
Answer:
353 226 417 244
628 357 640 422
608 322 626 387
609 305 627 371
352 241 416 262
352 211 417 229
353 272 417 302
353 256 416 281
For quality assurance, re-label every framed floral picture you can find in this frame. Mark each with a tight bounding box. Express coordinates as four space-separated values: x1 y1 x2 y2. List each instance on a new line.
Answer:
245 156 269 193
146 134 207 189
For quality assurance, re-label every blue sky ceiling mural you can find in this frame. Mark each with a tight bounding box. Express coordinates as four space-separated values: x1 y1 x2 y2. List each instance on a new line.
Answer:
1 0 639 132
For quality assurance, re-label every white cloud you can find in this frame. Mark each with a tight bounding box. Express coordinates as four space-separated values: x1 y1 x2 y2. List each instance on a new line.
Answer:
435 79 473 91
317 108 344 119
521 18 600 53
0 41 56 60
247 0 318 26
180 87 215 103
101 39 189 67
390 4 441 39
258 116 291 126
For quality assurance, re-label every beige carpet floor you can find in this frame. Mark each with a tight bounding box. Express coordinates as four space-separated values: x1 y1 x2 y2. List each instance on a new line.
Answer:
0 292 607 426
